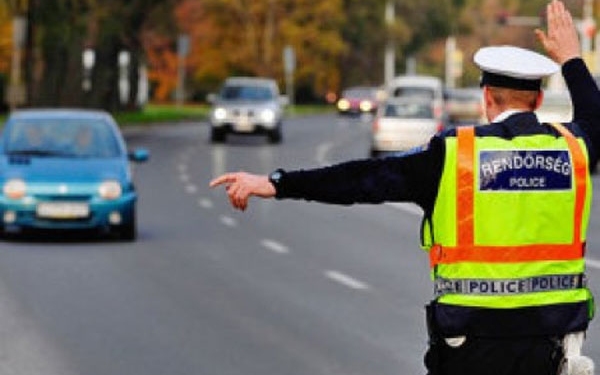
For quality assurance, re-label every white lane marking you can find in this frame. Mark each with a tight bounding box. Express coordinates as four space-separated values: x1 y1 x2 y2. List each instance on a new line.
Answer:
325 270 370 291
316 142 333 165
587 258 600 270
179 173 190 182
261 239 290 254
177 164 187 173
220 215 237 227
185 184 198 194
198 197 213 209
387 202 423 216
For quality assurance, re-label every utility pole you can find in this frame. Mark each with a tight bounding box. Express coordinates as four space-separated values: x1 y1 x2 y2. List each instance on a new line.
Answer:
384 0 395 87
445 37 456 89
175 34 190 107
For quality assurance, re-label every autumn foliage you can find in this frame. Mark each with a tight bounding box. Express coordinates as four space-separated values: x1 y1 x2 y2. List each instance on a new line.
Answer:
0 0 571 105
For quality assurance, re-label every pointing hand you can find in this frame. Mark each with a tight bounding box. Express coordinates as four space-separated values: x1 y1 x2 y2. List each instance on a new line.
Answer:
209 172 275 211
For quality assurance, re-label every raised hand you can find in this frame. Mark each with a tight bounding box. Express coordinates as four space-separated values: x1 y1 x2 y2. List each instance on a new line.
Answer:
535 0 581 65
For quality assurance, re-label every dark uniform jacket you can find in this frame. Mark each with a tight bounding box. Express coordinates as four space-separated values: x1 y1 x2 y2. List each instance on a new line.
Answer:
273 58 600 337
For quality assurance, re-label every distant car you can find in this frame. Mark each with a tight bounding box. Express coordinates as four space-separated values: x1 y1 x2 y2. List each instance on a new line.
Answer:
336 86 379 115
207 77 288 144
0 109 149 240
386 75 448 127
444 87 484 126
370 97 445 157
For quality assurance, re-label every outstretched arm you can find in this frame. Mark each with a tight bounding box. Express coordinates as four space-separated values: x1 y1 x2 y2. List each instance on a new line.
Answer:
209 172 275 211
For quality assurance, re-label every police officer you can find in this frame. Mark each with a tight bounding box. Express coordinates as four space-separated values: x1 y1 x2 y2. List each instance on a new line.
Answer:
210 1 598 374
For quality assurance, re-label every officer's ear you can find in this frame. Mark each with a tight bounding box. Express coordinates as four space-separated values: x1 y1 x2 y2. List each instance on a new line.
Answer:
481 86 497 123
534 90 544 110
483 86 496 109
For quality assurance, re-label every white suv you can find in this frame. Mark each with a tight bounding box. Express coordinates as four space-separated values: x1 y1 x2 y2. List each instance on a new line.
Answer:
207 77 288 144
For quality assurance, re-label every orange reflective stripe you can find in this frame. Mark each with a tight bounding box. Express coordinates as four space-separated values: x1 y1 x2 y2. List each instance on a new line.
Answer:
430 243 583 265
547 122 586 247
430 124 587 268
457 126 475 247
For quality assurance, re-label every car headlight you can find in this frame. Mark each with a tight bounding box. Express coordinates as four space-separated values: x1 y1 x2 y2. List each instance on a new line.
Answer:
337 99 350 111
3 179 26 200
360 100 373 112
213 107 227 121
260 109 276 123
98 180 122 200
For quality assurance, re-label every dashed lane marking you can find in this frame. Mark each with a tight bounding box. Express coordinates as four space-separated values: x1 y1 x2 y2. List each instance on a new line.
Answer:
185 184 198 194
325 270 370 291
220 215 237 227
198 198 213 209
260 239 290 254
587 258 600 270
387 202 423 216
316 142 333 165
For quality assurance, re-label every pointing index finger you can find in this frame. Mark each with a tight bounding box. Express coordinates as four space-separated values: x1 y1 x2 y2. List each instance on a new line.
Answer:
209 173 237 188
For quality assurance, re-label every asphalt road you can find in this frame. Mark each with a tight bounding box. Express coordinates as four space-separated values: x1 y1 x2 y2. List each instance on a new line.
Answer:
0 114 598 375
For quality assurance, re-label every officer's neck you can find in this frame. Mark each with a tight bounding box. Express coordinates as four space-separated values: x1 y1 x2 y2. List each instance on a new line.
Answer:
490 108 527 123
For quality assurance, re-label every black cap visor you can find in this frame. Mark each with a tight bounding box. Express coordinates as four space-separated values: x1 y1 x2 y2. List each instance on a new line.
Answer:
480 71 541 91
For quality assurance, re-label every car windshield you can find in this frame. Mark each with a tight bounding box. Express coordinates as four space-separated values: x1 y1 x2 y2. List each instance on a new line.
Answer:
220 85 274 101
385 102 433 119
4 118 121 158
392 87 435 100
343 88 375 99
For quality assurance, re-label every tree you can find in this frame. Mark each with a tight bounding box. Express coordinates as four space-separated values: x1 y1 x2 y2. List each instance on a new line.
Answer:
174 0 346 102
7 0 177 110
0 1 12 74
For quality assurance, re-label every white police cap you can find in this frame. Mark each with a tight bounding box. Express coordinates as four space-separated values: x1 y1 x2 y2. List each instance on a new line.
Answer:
474 46 559 91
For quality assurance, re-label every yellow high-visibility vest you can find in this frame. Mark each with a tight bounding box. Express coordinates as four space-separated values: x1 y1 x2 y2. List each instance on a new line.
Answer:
423 124 594 315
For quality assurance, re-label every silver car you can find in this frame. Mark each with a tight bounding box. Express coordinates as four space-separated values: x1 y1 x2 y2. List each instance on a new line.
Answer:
370 97 445 157
207 77 288 144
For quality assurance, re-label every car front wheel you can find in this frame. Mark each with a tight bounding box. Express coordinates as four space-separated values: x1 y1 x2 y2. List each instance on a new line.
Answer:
267 125 282 144
210 127 226 143
116 208 137 241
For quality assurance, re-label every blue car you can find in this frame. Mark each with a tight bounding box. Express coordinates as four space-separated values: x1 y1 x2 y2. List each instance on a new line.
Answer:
0 109 149 240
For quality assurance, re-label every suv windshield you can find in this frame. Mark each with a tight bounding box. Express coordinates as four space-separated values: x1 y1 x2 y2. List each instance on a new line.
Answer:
392 87 435 99
385 102 433 119
220 85 274 101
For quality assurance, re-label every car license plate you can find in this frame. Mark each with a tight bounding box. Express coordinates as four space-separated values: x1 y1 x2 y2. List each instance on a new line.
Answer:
36 202 90 219
235 118 253 132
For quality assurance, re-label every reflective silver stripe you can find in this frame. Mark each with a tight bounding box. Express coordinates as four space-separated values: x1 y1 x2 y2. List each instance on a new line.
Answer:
434 274 587 297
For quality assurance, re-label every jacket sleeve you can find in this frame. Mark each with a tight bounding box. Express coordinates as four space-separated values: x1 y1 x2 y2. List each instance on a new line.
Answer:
273 136 444 211
562 58 600 165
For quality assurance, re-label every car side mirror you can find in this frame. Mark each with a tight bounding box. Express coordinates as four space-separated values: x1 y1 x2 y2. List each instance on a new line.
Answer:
128 148 149 163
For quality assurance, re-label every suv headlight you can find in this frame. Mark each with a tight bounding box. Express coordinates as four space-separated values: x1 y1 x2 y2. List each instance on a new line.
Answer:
3 179 26 200
213 107 227 121
98 180 122 200
260 109 276 123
